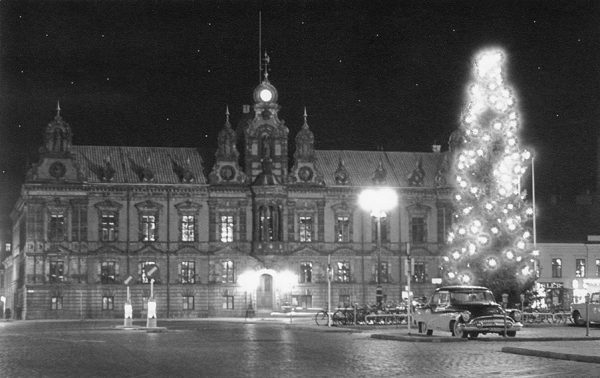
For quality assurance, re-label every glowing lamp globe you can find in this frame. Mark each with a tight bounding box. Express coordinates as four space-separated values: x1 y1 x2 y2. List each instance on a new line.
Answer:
358 188 398 218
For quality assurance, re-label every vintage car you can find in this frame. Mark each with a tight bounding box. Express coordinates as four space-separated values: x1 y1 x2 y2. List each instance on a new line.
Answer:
413 285 523 338
571 292 600 326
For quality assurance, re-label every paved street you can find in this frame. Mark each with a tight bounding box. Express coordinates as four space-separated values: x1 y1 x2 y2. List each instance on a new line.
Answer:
0 319 599 377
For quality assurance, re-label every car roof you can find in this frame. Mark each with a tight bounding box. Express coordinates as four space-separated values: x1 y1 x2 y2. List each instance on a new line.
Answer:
435 285 491 292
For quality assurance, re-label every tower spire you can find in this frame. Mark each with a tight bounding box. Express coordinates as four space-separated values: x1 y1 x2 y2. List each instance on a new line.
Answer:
56 100 61 117
263 51 270 81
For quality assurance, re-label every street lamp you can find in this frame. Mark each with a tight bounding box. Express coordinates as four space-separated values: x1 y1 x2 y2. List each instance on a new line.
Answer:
359 187 398 309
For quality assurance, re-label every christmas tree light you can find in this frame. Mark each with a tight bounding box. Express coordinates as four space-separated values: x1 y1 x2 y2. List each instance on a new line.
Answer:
443 48 536 300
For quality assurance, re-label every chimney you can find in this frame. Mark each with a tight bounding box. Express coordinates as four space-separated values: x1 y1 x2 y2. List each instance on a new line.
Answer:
242 105 250 114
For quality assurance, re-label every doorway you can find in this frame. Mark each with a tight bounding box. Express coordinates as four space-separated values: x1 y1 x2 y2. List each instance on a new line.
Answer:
256 274 273 311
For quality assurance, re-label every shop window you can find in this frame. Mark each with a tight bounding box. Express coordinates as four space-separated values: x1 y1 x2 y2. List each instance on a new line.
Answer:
413 262 427 283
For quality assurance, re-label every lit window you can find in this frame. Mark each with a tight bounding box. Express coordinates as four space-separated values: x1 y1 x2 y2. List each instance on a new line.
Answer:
101 261 116 284
141 215 156 241
181 261 196 284
181 215 196 242
183 295 195 310
51 296 63 310
299 216 313 242
48 214 65 241
219 215 234 242
49 260 64 283
551 258 562 278
223 289 234 309
102 296 114 310
336 216 350 242
300 262 312 283
100 213 118 241
336 261 351 282
221 260 235 283
575 258 586 278
259 205 281 241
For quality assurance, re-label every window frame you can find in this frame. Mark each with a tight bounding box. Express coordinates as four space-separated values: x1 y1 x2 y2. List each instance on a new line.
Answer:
181 261 196 284
551 258 562 278
101 261 116 284
102 295 114 310
300 261 312 283
575 258 586 278
336 261 351 283
298 216 313 242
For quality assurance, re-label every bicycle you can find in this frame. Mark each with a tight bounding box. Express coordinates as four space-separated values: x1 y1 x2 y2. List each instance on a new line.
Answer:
314 309 329 326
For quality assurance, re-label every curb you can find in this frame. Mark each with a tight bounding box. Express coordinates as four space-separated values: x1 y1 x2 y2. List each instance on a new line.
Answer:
501 346 600 364
370 334 600 343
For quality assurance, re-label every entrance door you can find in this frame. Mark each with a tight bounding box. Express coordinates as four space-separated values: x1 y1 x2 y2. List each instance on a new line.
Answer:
256 274 273 311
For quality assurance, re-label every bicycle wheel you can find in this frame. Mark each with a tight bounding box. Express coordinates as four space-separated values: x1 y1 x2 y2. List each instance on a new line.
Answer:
332 310 346 326
314 311 328 326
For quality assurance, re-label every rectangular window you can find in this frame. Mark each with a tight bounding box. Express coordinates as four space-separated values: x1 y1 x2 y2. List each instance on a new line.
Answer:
5 243 11 253
552 258 562 278
181 261 196 284
299 216 313 242
101 213 118 242
223 290 234 309
437 207 453 244
140 261 157 284
411 217 426 243
72 205 87 242
102 296 114 310
300 262 312 283
596 259 600 277
51 296 63 310
141 215 156 241
292 294 312 309
375 261 389 283
219 215 234 242
49 260 65 282
413 262 426 283
221 260 235 283
101 261 116 284
48 214 65 241
183 295 195 310
181 215 196 242
575 258 586 278
371 217 389 243
336 216 350 242
336 261 351 283
339 294 351 307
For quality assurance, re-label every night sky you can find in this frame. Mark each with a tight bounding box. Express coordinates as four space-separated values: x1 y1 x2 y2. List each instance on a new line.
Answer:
1 0 599 231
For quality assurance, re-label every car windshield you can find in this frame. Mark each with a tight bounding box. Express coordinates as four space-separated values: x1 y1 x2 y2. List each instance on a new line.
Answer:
450 290 495 304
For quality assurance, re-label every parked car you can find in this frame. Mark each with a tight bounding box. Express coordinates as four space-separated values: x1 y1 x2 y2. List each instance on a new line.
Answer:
413 285 523 339
571 292 600 326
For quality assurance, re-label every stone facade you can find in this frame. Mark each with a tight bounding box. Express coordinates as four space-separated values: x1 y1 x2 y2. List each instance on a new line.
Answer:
4 78 453 320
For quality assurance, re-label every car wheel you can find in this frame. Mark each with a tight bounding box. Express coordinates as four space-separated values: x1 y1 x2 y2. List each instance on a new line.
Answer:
451 320 467 338
572 312 586 326
468 332 479 339
506 331 516 337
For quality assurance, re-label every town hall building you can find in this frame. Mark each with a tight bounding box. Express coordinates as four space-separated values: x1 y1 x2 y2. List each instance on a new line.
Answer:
3 68 454 320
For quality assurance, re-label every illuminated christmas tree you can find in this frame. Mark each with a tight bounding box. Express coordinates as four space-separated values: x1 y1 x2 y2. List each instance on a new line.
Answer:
442 48 536 302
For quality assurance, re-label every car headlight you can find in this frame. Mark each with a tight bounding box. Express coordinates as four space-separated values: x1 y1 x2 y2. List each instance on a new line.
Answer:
511 310 522 322
476 321 483 328
461 311 471 322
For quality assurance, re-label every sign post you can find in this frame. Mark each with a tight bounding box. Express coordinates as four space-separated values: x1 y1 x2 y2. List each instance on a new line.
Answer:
123 276 133 327
145 266 158 329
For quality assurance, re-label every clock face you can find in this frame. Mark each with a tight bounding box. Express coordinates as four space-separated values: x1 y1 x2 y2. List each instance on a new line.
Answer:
220 165 235 181
259 89 273 102
49 161 66 178
298 166 314 182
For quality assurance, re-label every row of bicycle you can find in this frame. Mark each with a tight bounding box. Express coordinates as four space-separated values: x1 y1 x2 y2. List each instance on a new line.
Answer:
314 307 575 327
314 306 410 326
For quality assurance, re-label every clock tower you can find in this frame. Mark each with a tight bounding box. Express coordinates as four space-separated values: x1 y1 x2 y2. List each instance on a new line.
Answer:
243 55 289 184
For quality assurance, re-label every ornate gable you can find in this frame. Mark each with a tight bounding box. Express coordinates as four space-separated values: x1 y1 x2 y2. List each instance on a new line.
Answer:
289 108 324 186
209 106 247 184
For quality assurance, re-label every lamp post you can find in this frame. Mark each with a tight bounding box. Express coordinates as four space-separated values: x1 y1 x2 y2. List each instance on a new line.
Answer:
359 187 398 309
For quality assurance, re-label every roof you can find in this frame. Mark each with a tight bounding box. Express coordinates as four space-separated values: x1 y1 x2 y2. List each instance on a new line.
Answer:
70 145 206 184
315 150 448 187
436 286 491 292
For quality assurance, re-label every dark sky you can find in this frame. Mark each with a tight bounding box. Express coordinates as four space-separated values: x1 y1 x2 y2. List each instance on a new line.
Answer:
1 0 599 230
